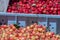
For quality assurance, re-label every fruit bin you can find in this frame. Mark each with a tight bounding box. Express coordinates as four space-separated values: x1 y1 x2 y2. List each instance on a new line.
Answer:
7 0 60 15
0 0 59 14
0 23 60 40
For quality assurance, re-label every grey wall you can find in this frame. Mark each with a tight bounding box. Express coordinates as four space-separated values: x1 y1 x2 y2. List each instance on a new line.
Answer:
48 18 60 34
0 15 7 25
7 16 15 20
38 17 46 22
57 19 60 34
0 16 60 34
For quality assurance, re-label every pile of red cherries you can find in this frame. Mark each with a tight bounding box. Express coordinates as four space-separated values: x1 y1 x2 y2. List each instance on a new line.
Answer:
7 0 60 15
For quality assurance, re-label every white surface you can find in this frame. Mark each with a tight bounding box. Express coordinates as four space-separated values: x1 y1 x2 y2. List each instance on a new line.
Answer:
18 21 26 27
0 0 9 12
8 20 16 25
49 22 56 34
